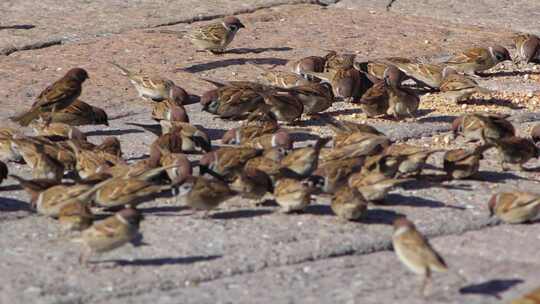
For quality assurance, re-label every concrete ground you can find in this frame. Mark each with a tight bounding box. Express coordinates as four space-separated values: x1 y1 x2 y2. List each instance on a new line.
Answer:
1 1 540 303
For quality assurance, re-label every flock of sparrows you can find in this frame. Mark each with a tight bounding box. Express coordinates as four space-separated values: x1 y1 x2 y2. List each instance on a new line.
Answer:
2 15 540 297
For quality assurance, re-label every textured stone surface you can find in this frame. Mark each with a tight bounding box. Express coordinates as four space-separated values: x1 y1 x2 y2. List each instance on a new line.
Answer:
1 1 540 304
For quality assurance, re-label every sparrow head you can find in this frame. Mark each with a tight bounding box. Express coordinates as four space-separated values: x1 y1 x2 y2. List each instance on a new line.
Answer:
393 217 414 230
223 16 245 31
272 131 293 149
383 66 403 87
221 128 239 145
201 89 218 108
93 107 109 126
169 85 189 105
451 116 463 138
487 194 497 217
66 68 90 82
170 105 189 123
490 45 511 62
117 208 144 228
98 137 122 157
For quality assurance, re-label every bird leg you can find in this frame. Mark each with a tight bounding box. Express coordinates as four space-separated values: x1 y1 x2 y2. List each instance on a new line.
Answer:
420 268 432 298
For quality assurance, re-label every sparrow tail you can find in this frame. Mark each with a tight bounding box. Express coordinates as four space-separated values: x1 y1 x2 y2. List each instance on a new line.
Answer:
10 108 41 126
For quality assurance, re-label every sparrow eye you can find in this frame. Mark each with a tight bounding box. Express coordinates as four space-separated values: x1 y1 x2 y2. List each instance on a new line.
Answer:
229 24 239 32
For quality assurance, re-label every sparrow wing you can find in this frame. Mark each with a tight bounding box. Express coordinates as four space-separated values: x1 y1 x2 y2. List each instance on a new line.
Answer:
446 48 488 65
34 79 80 108
399 229 448 271
190 23 228 44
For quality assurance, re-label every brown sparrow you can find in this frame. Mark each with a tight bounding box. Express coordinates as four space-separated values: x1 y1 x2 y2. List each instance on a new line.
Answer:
151 99 189 122
532 124 540 144
36 183 94 217
280 137 330 178
186 16 245 54
490 136 539 171
221 118 279 145
176 175 236 215
258 89 304 124
444 45 511 75
321 115 383 138
452 113 515 144
355 57 413 80
392 217 448 296
439 68 492 103
385 144 443 177
349 157 410 201
0 128 23 162
273 177 313 213
11 68 89 126
381 59 445 89
513 33 540 64
41 99 109 126
323 51 356 71
313 157 364 193
11 139 64 181
331 185 368 221
291 55 326 75
286 82 335 115
443 144 492 179
320 135 389 163
249 62 311 88
68 140 124 179
241 130 293 150
356 78 389 118
58 200 94 232
0 160 7 185
385 67 420 120
230 167 273 202
201 80 265 119
31 118 87 141
303 67 371 102
244 154 283 183
158 122 212 153
110 62 181 102
199 146 260 180
74 207 143 266
160 152 192 184
488 191 540 224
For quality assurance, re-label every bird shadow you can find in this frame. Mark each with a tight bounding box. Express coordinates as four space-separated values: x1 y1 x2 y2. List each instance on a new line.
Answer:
475 170 529 183
304 204 333 216
85 128 145 137
459 279 524 299
211 209 273 219
383 193 467 210
96 255 222 267
417 114 457 123
137 205 189 216
0 24 35 30
363 209 406 225
457 98 523 109
224 47 293 55
478 70 540 78
289 132 323 143
0 197 31 212
0 184 23 192
178 57 289 73
125 122 161 136
204 127 227 141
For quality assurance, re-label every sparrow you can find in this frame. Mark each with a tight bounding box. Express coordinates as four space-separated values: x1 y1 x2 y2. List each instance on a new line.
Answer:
0 128 23 162
41 99 109 126
230 167 273 202
385 66 420 120
241 130 293 150
490 136 539 171
248 62 312 88
257 89 304 124
221 118 279 145
185 16 245 54
392 217 448 296
151 99 189 122
355 57 414 80
68 139 124 179
532 124 540 144
444 45 511 75
201 80 265 119
321 115 384 139
286 82 335 115
11 140 64 181
452 113 515 144
356 78 389 118
58 200 94 232
95 137 123 159
31 118 87 141
149 127 189 155
11 68 89 126
158 122 212 153
199 146 260 180
331 185 368 221
176 175 236 215
438 67 492 103
323 51 356 72
320 133 390 162
244 154 283 183
110 62 181 102
0 161 7 185
273 177 313 213
35 183 94 217
443 144 492 179
513 33 540 64
160 152 192 184
280 137 330 178
380 59 445 89
303 67 372 102
11 135 77 170
313 157 364 193
385 144 444 177
74 207 143 266
291 55 326 75
488 191 540 224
